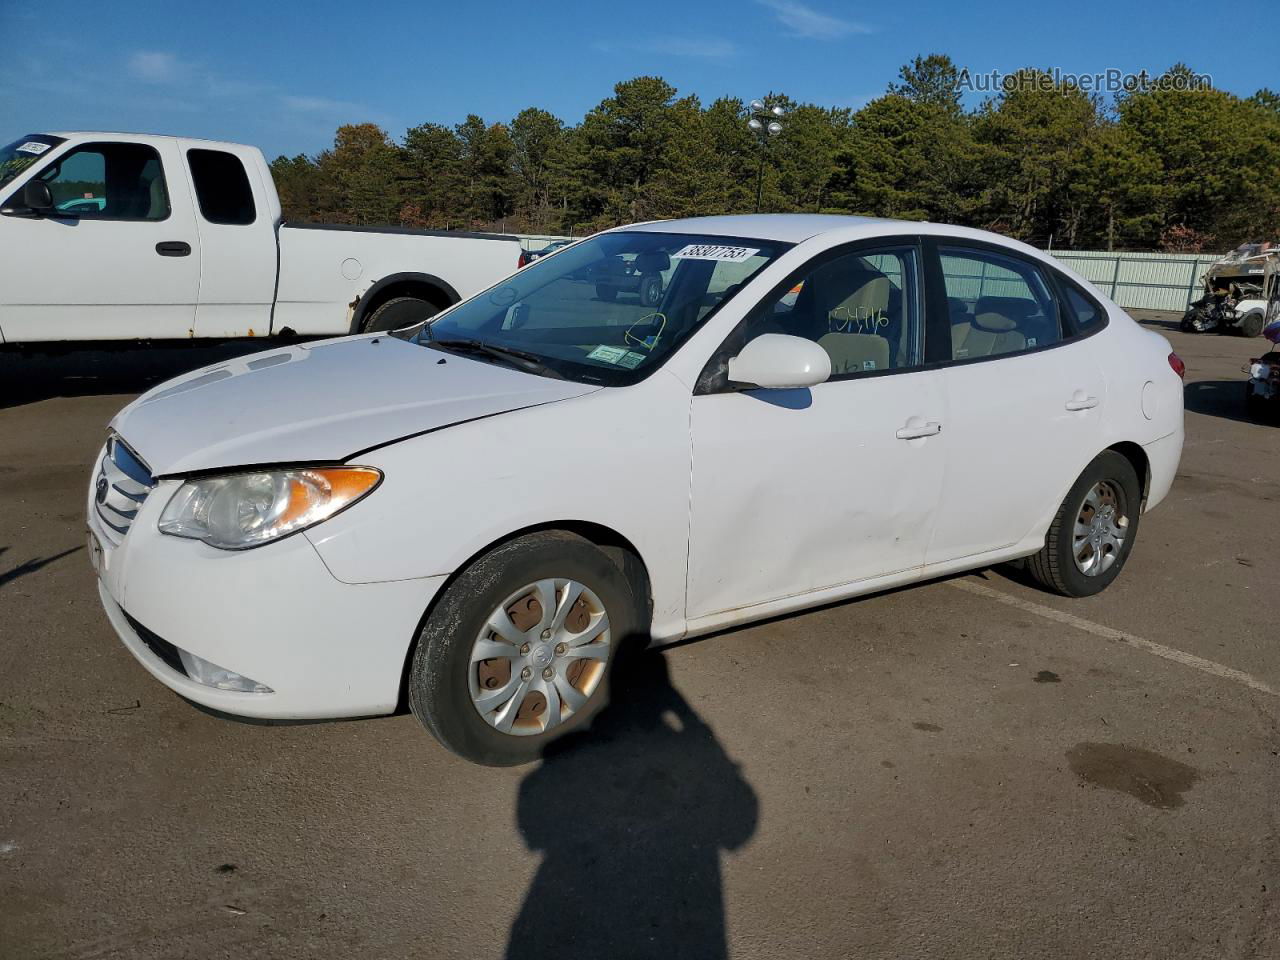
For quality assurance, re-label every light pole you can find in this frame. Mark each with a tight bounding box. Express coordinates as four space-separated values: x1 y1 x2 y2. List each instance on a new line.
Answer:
747 99 784 213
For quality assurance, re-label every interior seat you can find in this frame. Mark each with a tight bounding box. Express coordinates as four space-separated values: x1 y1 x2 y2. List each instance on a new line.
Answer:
951 295 1032 358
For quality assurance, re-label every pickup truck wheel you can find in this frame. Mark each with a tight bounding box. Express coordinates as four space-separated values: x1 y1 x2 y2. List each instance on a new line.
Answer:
362 296 440 333
407 531 638 766
595 284 618 302
639 274 662 307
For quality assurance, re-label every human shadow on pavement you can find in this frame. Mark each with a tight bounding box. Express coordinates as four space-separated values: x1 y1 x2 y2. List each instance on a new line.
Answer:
507 649 758 960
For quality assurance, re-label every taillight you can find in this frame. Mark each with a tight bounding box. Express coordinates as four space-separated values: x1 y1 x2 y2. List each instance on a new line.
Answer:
517 250 531 268
1168 352 1185 379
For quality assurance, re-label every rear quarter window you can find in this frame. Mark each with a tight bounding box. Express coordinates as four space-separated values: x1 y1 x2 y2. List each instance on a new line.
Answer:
187 149 256 225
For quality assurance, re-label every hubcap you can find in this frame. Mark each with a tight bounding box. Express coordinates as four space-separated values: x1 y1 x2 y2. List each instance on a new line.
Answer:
468 579 611 736
1072 480 1129 577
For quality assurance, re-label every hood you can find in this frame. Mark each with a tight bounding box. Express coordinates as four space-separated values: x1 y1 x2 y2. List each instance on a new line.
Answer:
110 336 600 476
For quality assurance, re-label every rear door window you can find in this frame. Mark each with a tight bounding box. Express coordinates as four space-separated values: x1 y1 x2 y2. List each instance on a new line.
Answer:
939 246 1062 360
187 149 256 225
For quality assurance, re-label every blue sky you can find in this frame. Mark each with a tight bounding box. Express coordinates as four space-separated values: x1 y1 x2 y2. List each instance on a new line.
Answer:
0 0 1265 160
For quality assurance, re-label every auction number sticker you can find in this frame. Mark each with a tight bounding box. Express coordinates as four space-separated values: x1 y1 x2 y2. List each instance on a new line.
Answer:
16 141 51 155
671 244 760 262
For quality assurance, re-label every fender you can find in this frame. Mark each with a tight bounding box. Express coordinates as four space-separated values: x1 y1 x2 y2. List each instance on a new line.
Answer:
348 271 462 333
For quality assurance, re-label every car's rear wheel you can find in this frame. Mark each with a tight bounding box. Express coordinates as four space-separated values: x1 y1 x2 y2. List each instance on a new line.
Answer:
362 295 441 333
596 284 618 302
1026 450 1142 598
407 531 638 766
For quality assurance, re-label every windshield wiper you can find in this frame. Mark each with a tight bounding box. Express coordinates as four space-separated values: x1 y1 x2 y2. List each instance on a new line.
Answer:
429 338 565 379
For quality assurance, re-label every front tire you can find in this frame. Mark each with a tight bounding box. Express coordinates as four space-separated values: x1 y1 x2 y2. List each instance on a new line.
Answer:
407 531 639 766
595 284 618 302
1026 451 1142 598
639 273 663 307
1240 312 1265 339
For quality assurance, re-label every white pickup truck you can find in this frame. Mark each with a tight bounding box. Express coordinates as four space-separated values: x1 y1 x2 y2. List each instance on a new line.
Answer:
0 132 524 344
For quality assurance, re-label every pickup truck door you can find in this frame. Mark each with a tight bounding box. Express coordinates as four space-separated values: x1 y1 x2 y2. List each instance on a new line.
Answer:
182 143 278 337
0 138 199 341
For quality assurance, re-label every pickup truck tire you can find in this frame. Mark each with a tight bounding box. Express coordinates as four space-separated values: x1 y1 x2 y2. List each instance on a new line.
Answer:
639 274 662 307
595 284 618 302
362 296 440 333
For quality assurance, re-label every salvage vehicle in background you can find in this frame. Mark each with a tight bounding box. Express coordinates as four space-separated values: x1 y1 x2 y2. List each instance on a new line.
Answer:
86 214 1185 765
0 133 522 345
1181 242 1278 336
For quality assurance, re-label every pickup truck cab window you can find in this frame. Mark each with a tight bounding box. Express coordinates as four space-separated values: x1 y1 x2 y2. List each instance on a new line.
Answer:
36 142 169 221
187 148 256 226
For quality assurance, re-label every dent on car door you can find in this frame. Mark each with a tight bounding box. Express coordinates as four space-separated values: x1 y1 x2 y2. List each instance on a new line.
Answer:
0 139 199 342
924 242 1106 565
685 240 948 622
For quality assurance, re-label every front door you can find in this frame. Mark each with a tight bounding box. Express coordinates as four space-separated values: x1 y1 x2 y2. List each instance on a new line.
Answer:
0 139 199 341
686 241 947 620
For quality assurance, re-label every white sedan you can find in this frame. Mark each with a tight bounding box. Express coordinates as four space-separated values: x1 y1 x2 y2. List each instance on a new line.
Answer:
88 215 1186 765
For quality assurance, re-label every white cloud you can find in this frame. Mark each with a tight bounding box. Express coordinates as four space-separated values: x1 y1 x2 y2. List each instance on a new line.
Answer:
280 94 369 114
127 50 182 82
757 0 871 39
594 36 739 59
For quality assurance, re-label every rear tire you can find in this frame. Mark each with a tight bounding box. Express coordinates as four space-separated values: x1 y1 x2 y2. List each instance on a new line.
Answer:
595 284 618 302
362 295 440 333
1026 451 1142 598
407 531 639 766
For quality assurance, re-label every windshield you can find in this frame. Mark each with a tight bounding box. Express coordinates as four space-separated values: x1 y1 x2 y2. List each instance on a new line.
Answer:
0 135 65 191
399 231 788 385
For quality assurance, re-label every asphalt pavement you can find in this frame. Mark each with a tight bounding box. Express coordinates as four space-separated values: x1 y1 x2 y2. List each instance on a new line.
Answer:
1 312 1277 960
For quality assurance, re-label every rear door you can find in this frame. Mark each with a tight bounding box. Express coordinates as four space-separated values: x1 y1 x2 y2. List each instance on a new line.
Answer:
924 240 1106 565
183 143 278 337
0 138 199 341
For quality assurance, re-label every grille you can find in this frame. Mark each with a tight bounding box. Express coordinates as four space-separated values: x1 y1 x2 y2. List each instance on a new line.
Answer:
93 436 156 544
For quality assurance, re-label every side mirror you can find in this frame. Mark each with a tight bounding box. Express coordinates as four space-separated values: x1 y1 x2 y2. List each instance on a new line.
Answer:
727 334 831 390
3 180 55 217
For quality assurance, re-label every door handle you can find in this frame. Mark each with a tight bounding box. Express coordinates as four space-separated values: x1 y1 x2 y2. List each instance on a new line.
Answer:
1065 394 1099 411
155 241 191 257
896 419 943 440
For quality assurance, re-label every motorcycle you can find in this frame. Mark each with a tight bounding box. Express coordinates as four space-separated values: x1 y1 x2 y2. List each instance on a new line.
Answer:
1244 320 1280 421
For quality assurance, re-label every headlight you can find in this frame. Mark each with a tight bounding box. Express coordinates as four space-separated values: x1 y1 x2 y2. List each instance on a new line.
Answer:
1251 362 1271 380
158 467 381 550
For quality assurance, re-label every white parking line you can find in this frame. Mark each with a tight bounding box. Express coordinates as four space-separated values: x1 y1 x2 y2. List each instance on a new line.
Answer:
949 578 1280 698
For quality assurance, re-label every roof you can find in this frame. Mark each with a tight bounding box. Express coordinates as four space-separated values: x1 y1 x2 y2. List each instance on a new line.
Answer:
44 132 255 150
624 214 908 244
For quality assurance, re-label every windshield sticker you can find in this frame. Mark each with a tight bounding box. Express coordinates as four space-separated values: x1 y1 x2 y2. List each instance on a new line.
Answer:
16 141 51 155
587 345 646 369
671 244 760 263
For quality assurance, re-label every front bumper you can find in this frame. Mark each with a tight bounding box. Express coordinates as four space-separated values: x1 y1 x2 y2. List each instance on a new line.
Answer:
90 477 446 720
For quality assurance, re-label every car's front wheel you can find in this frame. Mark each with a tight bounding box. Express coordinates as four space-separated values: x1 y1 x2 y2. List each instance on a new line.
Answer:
407 531 638 765
1026 450 1142 598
